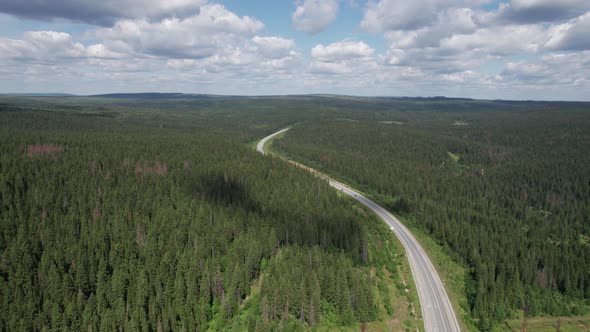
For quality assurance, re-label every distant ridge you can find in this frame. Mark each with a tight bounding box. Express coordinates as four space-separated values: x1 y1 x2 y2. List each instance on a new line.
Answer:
89 93 479 101
2 92 588 103
91 93 185 99
89 93 231 99
1 93 77 97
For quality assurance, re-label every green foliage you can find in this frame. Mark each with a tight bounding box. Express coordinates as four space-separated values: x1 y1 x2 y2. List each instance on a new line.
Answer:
275 110 590 330
2 95 588 331
0 99 377 330
259 247 376 328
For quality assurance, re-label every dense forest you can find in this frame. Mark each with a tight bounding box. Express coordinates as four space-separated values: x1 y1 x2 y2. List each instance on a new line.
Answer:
0 96 424 331
1 94 589 331
275 108 590 330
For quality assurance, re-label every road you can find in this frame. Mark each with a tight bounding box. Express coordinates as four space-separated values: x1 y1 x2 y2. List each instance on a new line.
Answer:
257 128 461 332
256 127 290 155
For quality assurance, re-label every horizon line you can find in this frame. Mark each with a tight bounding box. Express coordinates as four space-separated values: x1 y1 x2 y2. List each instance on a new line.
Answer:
1 92 590 103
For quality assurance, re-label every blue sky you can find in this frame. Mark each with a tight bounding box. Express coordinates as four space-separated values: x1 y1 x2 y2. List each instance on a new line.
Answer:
0 0 589 100
218 1 383 52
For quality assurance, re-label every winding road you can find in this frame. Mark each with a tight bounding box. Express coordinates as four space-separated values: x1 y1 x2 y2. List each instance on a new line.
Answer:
257 128 461 332
256 127 290 155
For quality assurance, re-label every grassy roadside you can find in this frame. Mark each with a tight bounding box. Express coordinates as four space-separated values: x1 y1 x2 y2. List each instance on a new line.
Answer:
397 214 477 332
495 314 590 332
351 197 424 332
262 131 476 331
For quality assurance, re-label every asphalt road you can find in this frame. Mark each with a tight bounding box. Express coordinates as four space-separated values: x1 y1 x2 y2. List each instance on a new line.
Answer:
256 127 290 155
257 128 461 332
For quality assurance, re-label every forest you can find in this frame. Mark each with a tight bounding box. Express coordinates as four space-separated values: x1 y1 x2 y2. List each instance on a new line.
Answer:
274 106 590 330
0 95 422 331
1 94 589 331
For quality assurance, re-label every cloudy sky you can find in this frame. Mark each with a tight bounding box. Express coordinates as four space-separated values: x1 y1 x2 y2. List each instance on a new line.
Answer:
0 0 589 100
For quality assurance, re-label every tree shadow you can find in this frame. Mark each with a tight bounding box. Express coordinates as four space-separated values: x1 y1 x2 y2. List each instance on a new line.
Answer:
188 171 365 261
191 173 261 215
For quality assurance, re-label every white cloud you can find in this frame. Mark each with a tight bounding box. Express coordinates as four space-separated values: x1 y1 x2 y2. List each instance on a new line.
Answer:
292 0 339 34
94 4 264 59
380 23 546 80
501 61 551 81
309 40 376 77
439 25 545 55
252 36 296 59
545 12 590 50
89 5 302 78
86 44 127 59
0 0 207 26
440 70 487 83
498 51 590 88
381 46 489 75
360 0 588 86
539 51 590 86
311 40 374 62
0 4 305 94
0 1 589 100
0 31 86 61
385 8 477 49
309 61 351 74
362 0 436 32
482 0 590 24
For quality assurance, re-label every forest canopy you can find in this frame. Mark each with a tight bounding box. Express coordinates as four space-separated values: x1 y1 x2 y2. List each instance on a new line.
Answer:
1 95 589 331
275 108 590 330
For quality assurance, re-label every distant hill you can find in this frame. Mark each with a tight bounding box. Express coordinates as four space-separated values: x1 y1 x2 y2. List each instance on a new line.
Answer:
0 93 77 97
3 92 588 105
91 93 186 99
89 93 231 100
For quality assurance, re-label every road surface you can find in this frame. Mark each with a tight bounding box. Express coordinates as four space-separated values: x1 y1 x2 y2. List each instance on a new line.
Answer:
256 127 290 155
257 128 461 332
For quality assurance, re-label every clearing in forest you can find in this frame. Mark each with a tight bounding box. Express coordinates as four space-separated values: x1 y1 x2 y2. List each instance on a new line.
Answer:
378 121 404 125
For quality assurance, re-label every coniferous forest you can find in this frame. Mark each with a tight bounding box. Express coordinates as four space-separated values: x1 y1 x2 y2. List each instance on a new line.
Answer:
274 103 590 330
1 94 589 331
0 95 416 331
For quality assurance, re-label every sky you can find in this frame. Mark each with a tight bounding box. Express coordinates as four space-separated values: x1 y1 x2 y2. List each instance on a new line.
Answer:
0 0 589 100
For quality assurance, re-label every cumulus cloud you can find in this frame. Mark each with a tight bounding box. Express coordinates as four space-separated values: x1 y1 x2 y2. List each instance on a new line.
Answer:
0 31 101 61
381 23 546 80
0 0 589 99
540 51 590 86
439 25 545 55
0 0 207 26
384 8 477 49
545 12 590 50
439 70 487 83
373 0 559 79
501 61 551 82
486 0 590 24
308 61 352 74
355 0 590 98
309 40 376 75
252 36 296 59
381 46 487 75
498 51 590 88
85 44 127 59
292 0 339 34
93 4 264 59
0 3 304 94
311 40 374 62
88 5 300 80
361 0 441 32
